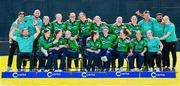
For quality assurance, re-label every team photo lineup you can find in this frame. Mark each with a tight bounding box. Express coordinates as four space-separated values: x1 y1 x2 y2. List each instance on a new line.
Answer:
6 9 177 73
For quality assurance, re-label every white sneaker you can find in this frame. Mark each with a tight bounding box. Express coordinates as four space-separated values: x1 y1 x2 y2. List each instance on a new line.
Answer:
38 69 42 72
156 67 160 72
54 70 59 72
6 67 12 72
59 70 62 72
118 67 123 71
130 69 134 72
76 68 79 72
149 67 153 72
136 68 140 72
44 70 48 72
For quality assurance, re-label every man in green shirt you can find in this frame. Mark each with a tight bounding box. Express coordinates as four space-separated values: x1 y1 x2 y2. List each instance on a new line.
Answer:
24 9 43 69
9 21 40 71
129 31 147 71
136 10 157 37
160 16 177 71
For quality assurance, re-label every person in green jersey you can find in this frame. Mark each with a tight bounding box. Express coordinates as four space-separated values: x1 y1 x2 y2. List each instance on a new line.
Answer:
99 26 116 71
129 31 147 71
136 10 157 37
65 12 80 39
86 31 102 71
92 16 107 35
36 29 53 72
146 30 163 72
6 11 28 72
63 30 79 71
113 28 131 71
24 9 43 69
160 16 177 71
53 29 67 72
41 16 53 35
9 21 40 71
128 15 142 38
78 12 93 71
51 13 66 33
109 16 130 38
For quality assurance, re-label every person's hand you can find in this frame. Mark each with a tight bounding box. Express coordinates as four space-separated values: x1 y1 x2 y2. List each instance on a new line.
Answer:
34 20 38 26
135 10 141 16
157 51 162 55
53 39 58 44
59 45 64 49
94 50 100 54
86 37 91 41
140 52 144 56
128 52 133 56
9 39 13 44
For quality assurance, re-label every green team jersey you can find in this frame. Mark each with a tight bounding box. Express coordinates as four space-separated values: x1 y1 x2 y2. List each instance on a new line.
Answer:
11 21 28 37
65 20 80 37
37 36 54 52
41 23 53 35
92 22 107 35
86 39 102 50
24 15 43 36
128 24 142 38
147 37 161 52
114 38 130 52
15 36 35 53
163 23 177 42
66 38 79 52
51 21 66 33
152 20 165 38
130 38 147 52
138 17 156 37
109 23 130 37
99 34 116 49
78 20 93 37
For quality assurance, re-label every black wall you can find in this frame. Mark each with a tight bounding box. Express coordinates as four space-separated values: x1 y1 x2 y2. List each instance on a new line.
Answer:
0 0 180 55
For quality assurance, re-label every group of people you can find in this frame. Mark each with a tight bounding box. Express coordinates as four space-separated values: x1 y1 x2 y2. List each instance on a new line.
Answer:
6 9 177 72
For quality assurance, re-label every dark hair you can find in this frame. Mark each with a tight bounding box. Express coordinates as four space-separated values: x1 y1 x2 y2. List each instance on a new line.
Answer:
18 11 25 16
54 29 62 38
79 11 86 16
156 13 163 16
143 10 150 15
122 28 131 36
43 29 50 33
90 31 98 40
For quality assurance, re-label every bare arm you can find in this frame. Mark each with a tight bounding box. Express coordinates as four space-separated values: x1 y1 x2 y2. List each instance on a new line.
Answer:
160 32 171 40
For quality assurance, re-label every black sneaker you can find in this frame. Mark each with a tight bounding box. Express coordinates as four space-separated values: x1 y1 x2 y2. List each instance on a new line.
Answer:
142 67 148 71
172 68 176 72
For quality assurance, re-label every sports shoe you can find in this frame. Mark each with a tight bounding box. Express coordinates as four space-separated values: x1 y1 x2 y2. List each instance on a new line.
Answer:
149 67 153 72
6 67 12 72
156 67 160 72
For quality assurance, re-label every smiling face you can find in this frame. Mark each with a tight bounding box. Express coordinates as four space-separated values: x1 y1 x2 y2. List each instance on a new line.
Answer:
116 17 123 24
44 30 51 38
65 31 71 38
33 9 41 18
146 30 153 38
163 16 170 24
69 13 76 22
55 13 62 22
22 29 29 37
79 12 86 21
94 16 101 24
43 16 50 24
56 30 63 39
131 16 137 24
103 28 109 35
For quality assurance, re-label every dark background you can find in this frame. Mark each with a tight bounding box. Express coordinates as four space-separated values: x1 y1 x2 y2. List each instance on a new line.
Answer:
0 0 180 55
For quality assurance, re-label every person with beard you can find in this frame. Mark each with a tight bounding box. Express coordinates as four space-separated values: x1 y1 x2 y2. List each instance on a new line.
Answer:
24 9 43 70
